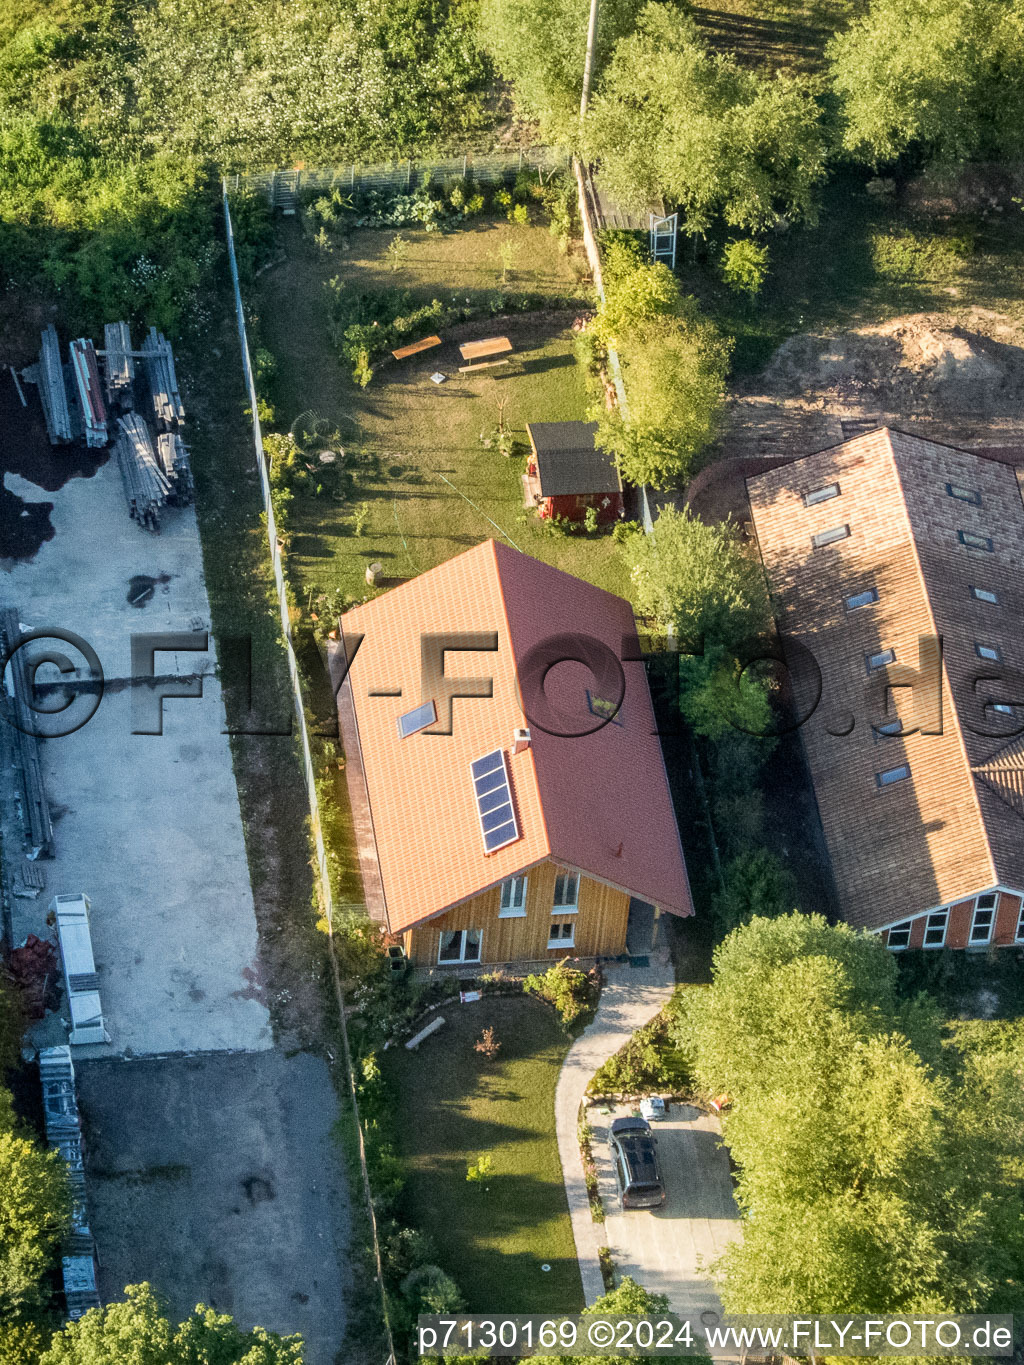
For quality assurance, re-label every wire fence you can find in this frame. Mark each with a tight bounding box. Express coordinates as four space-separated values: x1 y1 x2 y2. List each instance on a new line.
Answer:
229 147 568 209
221 179 396 1365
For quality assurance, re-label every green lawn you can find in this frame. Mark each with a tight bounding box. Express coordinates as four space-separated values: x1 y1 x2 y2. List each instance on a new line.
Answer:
256 217 630 609
381 995 583 1313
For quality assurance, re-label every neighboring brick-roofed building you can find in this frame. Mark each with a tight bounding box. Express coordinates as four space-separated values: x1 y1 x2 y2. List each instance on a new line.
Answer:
747 427 1024 952
334 539 692 969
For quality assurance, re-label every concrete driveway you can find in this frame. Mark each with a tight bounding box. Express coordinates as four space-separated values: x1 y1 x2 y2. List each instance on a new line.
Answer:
591 1102 741 1319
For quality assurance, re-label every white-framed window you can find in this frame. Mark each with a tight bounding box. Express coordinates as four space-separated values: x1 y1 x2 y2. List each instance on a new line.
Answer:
923 910 948 948
548 921 575 949
804 483 840 507
553 870 580 910
498 876 528 918
866 647 896 672
959 529 993 552
845 587 879 611
969 893 997 946
1015 902 1024 944
947 482 981 506
887 921 912 950
812 524 850 549
397 699 437 738
876 763 910 788
971 586 999 605
437 928 482 964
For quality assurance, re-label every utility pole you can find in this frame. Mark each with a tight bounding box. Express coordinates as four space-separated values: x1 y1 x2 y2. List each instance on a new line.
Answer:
579 0 599 121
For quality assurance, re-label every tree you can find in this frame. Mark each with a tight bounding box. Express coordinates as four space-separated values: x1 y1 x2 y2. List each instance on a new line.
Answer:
710 848 798 935
623 507 768 653
720 239 769 298
476 0 645 139
41 1283 304 1365
677 914 1024 1317
829 0 1024 166
0 1131 70 1317
585 4 826 233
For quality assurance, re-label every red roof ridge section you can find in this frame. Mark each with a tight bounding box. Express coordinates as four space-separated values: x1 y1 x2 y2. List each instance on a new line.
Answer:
338 539 693 936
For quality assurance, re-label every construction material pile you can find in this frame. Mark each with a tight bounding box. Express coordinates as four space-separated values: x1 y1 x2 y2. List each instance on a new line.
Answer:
0 607 55 858
103 321 134 405
156 432 195 506
69 339 108 448
114 413 170 531
37 323 73 444
141 326 185 427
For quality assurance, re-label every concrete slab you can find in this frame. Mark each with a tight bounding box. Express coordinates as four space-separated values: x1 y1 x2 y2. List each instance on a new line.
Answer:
4 454 271 1054
77 1050 351 1364
593 1102 741 1319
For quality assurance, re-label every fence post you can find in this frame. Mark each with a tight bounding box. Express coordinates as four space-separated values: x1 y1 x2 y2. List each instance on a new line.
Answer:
351 164 355 189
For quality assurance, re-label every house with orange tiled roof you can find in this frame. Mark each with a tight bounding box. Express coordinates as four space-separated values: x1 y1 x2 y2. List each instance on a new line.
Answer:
333 540 692 969
748 426 1024 952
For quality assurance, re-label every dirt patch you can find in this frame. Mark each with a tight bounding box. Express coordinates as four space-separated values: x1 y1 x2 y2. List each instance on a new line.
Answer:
714 309 1024 470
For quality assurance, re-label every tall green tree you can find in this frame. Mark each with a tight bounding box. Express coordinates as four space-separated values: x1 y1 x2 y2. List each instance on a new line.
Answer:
476 0 645 139
585 4 826 232
678 914 1024 1317
829 0 1024 165
0 1131 71 1317
41 1283 305 1365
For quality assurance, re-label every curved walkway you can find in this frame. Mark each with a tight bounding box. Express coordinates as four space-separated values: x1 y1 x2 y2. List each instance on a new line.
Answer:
555 942 675 1303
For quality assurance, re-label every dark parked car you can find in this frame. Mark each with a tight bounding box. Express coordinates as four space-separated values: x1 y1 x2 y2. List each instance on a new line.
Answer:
609 1115 666 1209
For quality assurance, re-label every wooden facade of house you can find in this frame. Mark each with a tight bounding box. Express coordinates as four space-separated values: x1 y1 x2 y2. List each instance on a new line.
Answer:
402 862 631 967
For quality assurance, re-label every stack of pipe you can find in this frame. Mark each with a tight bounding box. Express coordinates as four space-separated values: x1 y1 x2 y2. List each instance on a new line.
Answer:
114 413 169 532
102 322 134 405
156 432 195 506
37 324 73 444
140 327 185 427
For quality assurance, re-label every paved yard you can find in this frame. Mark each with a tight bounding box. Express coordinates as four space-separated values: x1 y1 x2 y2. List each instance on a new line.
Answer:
77 1050 351 1363
4 453 270 1055
592 1102 740 1319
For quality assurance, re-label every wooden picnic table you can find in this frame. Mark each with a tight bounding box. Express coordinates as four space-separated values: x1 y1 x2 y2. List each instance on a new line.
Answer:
392 335 442 360
459 336 513 363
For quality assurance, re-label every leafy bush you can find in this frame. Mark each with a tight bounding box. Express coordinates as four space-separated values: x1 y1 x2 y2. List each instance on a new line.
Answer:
720 239 769 298
588 1008 691 1095
711 849 799 937
523 961 598 1027
400 1265 465 1315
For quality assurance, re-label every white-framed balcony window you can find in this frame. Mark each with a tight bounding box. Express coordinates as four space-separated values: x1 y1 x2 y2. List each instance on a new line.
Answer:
498 876 528 918
969 893 997 946
553 870 580 911
887 921 912 950
548 921 575 949
438 928 482 964
923 910 948 948
1016 902 1024 944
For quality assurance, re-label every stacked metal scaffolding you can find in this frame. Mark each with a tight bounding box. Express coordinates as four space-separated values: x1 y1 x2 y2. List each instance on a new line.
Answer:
36 324 74 445
156 432 195 506
114 413 170 531
102 321 135 404
39 1047 102 1320
0 607 54 858
141 327 185 427
69 339 108 448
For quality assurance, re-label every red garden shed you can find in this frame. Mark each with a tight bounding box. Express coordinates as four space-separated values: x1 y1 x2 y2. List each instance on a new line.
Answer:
523 420 623 524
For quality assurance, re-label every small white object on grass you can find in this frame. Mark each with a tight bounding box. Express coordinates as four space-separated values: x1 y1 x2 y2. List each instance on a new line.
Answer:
430 372 447 385
541 1264 551 1272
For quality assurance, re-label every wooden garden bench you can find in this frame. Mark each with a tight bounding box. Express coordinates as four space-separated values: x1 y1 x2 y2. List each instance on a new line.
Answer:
458 336 513 371
391 335 442 360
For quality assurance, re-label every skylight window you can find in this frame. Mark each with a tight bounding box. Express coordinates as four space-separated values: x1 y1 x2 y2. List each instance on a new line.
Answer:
876 764 910 788
866 648 896 673
812 524 850 549
959 529 993 551
397 699 437 738
971 586 999 604
804 483 840 507
975 642 1002 663
845 588 878 611
874 718 904 737
947 482 981 506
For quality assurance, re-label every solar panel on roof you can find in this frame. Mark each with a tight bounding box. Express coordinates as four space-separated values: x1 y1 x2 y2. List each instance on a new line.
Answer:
397 699 437 738
471 749 519 853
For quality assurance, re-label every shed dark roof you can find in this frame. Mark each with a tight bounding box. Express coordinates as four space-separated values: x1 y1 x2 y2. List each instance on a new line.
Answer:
527 421 620 497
